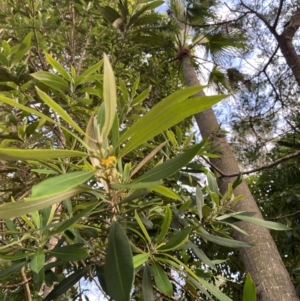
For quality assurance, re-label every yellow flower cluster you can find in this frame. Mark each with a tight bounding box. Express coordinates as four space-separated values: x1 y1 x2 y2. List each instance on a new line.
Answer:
100 156 117 168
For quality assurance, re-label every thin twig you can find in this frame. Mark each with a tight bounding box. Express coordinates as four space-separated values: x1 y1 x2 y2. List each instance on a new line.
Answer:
268 210 300 220
202 149 300 178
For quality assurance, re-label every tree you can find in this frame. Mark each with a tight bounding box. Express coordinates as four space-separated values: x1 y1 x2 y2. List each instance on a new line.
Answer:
166 0 298 300
0 1 295 301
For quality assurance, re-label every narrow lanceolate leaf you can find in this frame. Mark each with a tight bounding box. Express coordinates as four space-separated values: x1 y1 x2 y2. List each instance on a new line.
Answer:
31 171 95 198
101 54 117 142
199 229 253 248
196 185 204 221
133 253 150 268
35 87 85 135
142 263 155 301
0 187 85 219
0 252 35 261
156 206 172 245
184 241 215 270
0 261 27 280
12 32 32 65
0 95 86 145
44 52 70 81
158 227 191 252
119 87 225 156
48 245 88 261
82 60 103 77
0 149 87 161
232 214 291 231
105 222 134 301
197 277 233 301
207 171 219 194
49 203 98 236
31 72 69 91
43 266 90 301
135 143 203 182
112 181 161 190
150 185 181 200
135 210 151 244
243 273 256 301
151 261 173 296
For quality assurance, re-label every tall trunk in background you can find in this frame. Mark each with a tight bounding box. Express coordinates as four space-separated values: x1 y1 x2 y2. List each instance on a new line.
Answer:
180 53 299 301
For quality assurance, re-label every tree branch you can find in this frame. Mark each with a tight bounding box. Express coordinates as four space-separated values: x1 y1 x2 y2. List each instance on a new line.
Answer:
272 0 284 30
268 210 300 220
203 150 300 178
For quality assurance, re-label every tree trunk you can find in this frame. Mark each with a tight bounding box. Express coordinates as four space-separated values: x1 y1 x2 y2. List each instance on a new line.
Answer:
180 53 299 301
277 8 300 87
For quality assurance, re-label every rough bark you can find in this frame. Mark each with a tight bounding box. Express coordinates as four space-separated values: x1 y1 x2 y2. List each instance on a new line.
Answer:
180 54 299 301
276 8 300 86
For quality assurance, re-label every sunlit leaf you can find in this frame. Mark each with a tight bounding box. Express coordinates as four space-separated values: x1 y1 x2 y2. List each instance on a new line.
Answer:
44 52 70 81
243 273 256 301
31 72 69 91
31 171 94 198
101 53 117 142
133 253 150 268
0 187 85 219
35 87 85 135
0 148 87 161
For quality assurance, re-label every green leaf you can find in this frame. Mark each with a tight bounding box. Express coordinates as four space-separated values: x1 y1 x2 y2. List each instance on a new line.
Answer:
118 86 225 156
112 181 161 190
0 187 85 219
44 52 70 81
82 60 103 77
12 33 32 65
101 53 117 142
151 261 173 296
0 94 87 145
49 202 98 236
191 276 233 301
243 273 256 301
207 171 219 195
184 241 215 269
31 71 69 91
158 227 191 252
142 263 154 301
0 252 35 261
0 148 86 161
0 261 27 280
135 143 203 182
43 266 90 301
196 185 204 221
150 185 181 200
30 248 44 273
233 214 291 231
131 86 151 106
156 205 172 245
31 171 94 198
105 221 134 301
99 6 122 24
48 245 88 261
133 253 150 268
35 87 85 135
199 229 253 248
135 210 152 244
